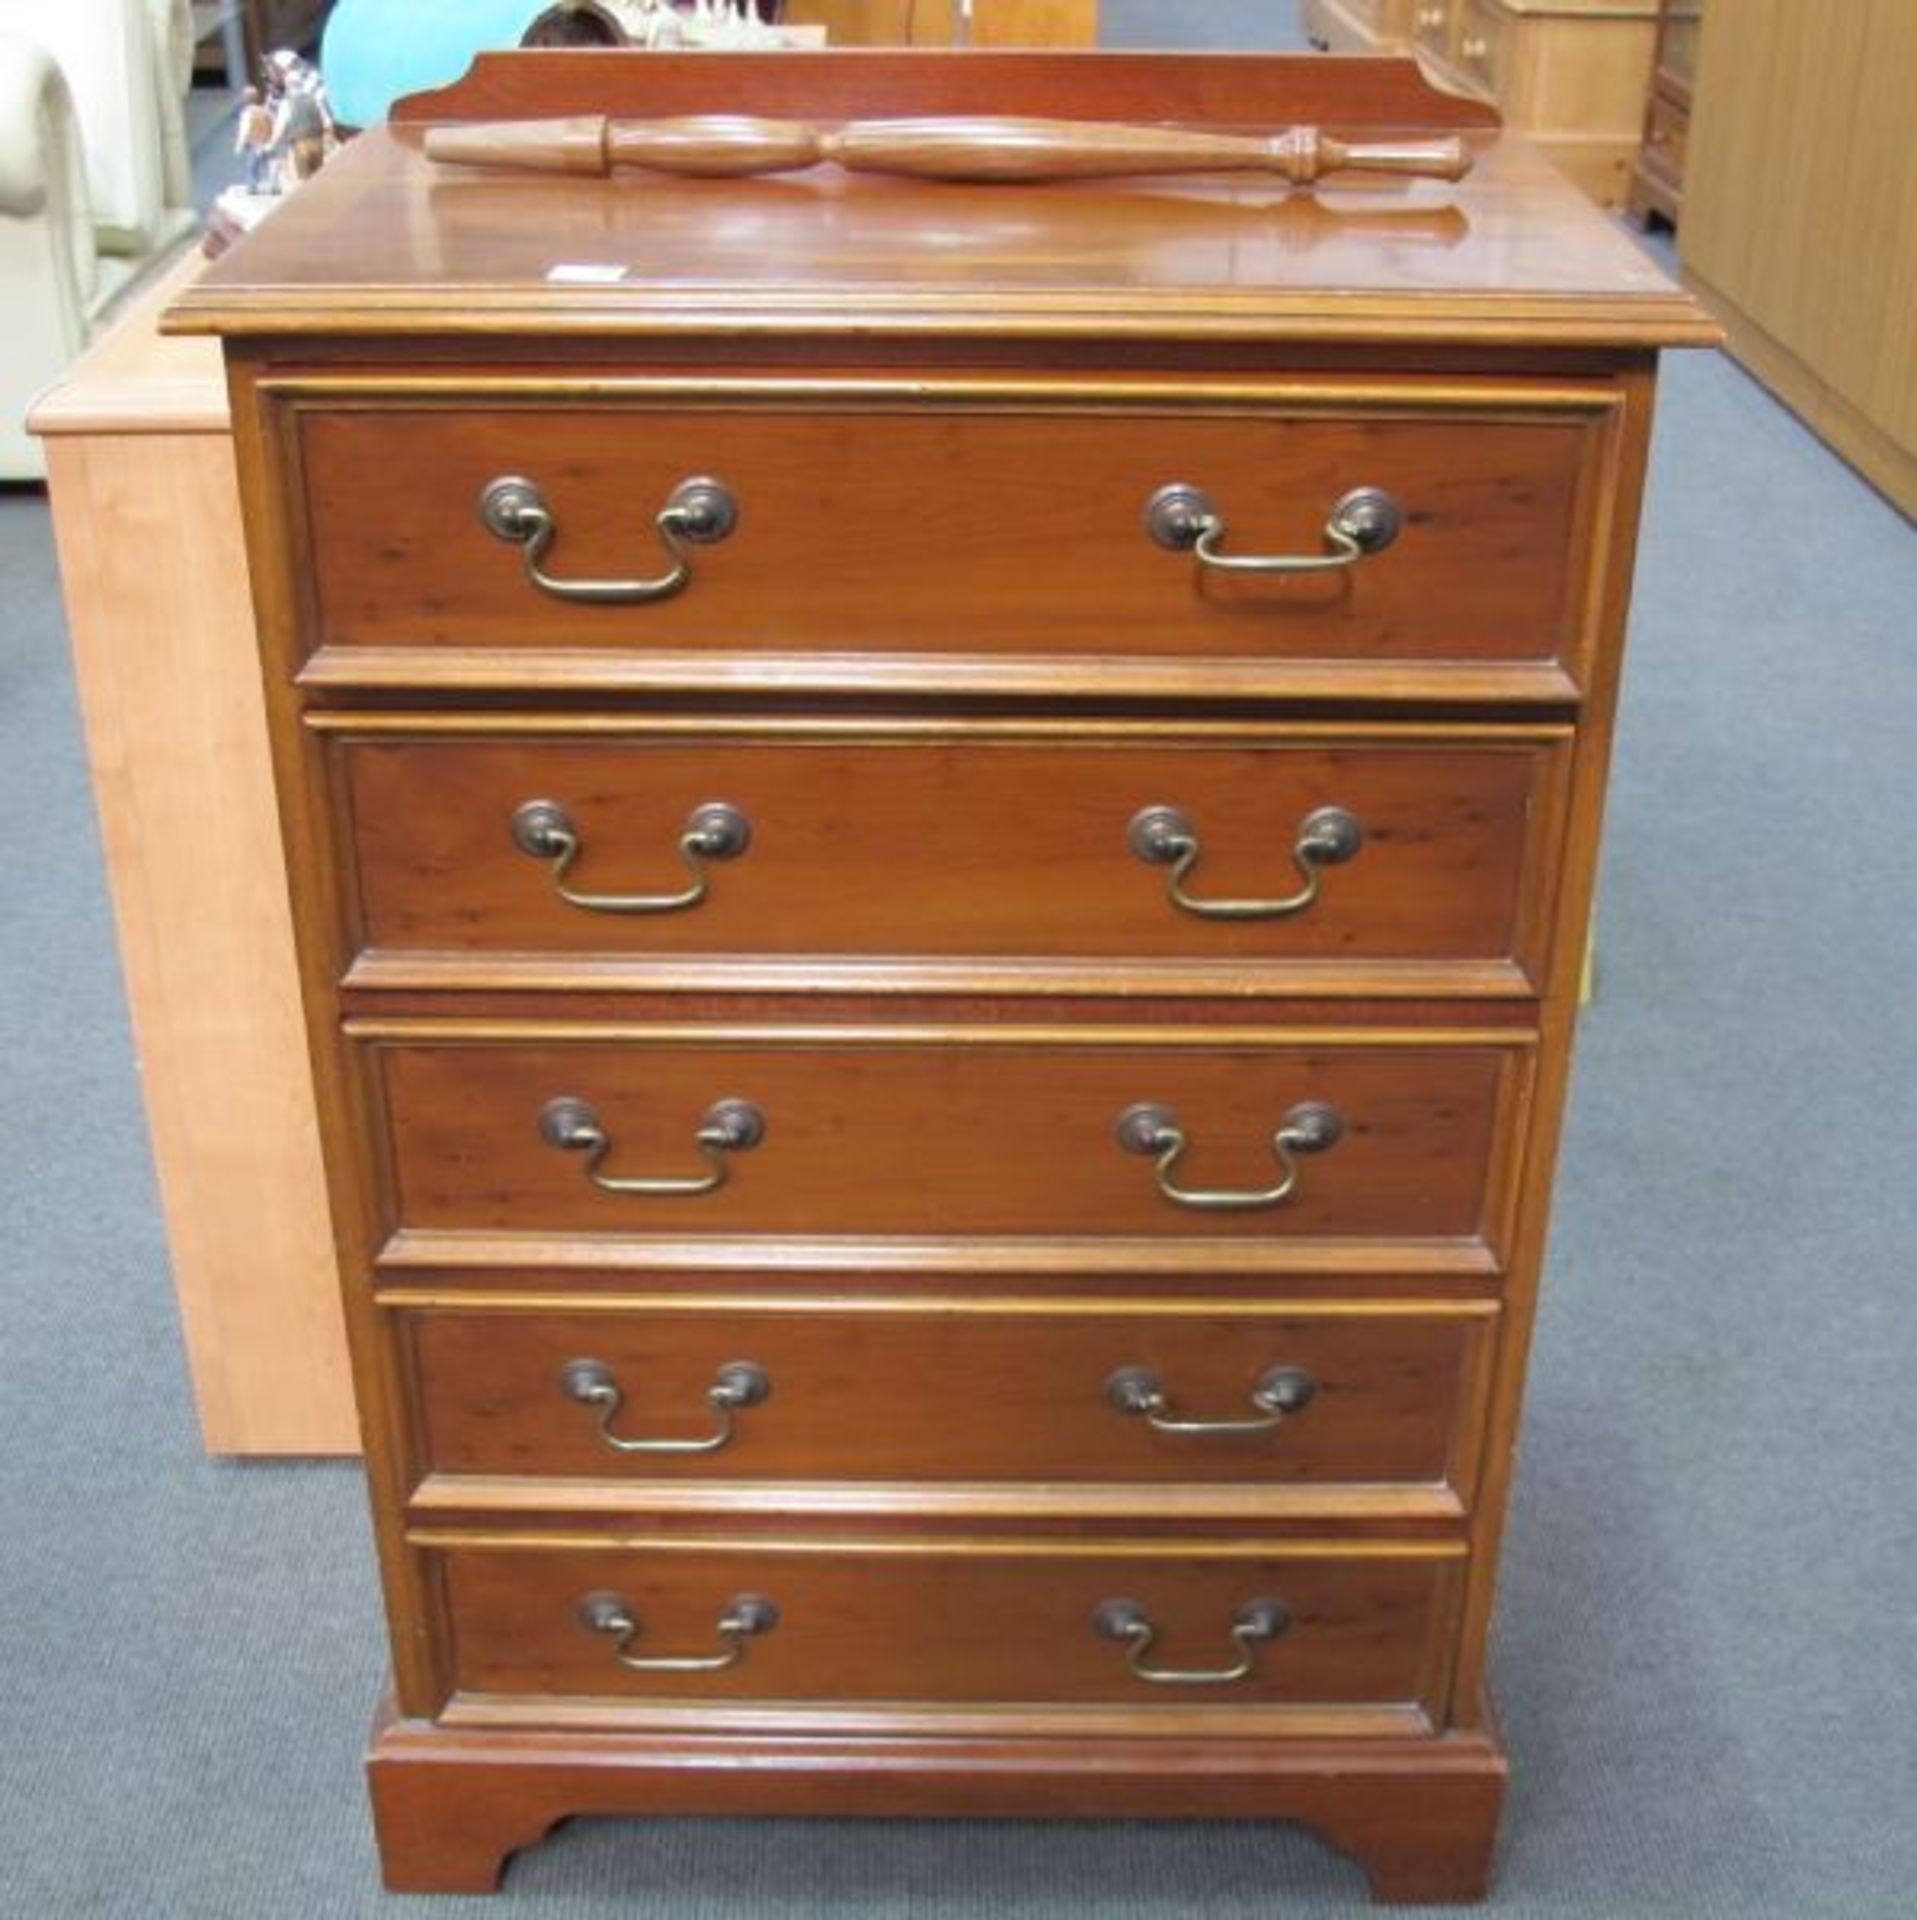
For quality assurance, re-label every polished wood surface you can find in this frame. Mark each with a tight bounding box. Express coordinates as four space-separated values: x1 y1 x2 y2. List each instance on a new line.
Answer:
367 1697 1506 1899
1405 0 1659 209
335 723 1570 989
402 48 1499 129
30 258 354 1456
423 114 1471 187
29 254 228 431
1679 0 1917 515
1304 0 1419 55
177 47 1707 1904
167 55 1710 348
288 385 1607 678
406 1299 1493 1491
437 1537 1459 1709
374 1034 1522 1244
783 0 1099 46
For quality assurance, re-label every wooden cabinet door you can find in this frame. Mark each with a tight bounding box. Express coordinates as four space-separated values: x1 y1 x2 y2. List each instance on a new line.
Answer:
782 2 1098 46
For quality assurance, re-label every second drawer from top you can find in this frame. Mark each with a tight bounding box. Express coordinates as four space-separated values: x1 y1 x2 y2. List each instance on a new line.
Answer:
326 719 1575 998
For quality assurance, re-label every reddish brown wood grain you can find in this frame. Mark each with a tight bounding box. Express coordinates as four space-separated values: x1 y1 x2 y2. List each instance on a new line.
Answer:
405 1301 1492 1491
183 46 1708 1907
394 51 1505 134
435 1537 1459 1709
336 726 1567 984
170 57 1711 352
424 113 1474 190
292 394 1597 673
367 1694 1507 1901
372 1035 1524 1247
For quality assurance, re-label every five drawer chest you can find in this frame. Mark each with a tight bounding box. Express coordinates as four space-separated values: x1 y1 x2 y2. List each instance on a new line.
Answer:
170 50 1714 1902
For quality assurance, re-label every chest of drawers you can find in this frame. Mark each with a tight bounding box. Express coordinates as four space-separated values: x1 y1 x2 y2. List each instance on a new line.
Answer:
171 48 1712 1903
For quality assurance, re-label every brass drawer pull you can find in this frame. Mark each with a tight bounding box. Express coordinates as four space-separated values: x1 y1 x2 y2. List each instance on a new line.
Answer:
511 798 750 915
1105 1364 1317 1436
577 1590 778 1674
559 1358 770 1455
1128 803 1362 920
477 472 737 604
1093 1597 1290 1687
1145 482 1401 575
1114 1100 1343 1212
538 1095 765 1197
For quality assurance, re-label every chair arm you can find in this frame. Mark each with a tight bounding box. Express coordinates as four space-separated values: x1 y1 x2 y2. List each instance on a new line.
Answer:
147 0 196 212
152 0 193 92
0 32 82 218
0 30 98 476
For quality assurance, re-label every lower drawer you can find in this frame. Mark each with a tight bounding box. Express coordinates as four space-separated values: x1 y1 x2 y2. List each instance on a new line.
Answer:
436 1537 1464 1711
406 1300 1496 1498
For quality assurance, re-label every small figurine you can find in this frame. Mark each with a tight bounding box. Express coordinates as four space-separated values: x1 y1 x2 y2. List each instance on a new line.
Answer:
601 1 780 47
232 86 277 194
683 1 784 45
263 49 338 191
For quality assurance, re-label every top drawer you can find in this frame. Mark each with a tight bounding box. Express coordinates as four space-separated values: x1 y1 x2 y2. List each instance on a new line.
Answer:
266 375 1625 701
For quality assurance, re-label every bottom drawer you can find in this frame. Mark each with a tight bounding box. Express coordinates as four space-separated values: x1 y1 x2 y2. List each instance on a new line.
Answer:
438 1538 1463 1712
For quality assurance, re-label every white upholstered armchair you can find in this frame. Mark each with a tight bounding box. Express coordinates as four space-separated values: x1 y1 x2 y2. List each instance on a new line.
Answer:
1 0 197 476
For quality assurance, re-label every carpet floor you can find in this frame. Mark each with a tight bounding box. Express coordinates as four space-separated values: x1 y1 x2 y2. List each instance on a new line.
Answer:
3 8 1914 1916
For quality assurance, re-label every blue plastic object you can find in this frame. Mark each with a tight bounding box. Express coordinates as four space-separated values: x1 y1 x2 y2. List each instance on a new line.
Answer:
320 0 568 128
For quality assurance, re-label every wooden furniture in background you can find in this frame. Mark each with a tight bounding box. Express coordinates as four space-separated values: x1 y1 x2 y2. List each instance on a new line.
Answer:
1679 0 1917 518
1325 0 1659 207
782 0 1097 46
1625 0 1700 228
31 254 355 1456
1304 0 1416 54
169 47 1711 1901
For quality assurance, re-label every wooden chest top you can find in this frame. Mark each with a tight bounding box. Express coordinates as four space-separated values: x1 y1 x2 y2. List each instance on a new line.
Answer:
169 51 1711 349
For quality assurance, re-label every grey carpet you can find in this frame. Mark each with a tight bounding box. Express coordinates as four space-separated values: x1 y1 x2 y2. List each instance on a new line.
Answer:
4 8 1915 1914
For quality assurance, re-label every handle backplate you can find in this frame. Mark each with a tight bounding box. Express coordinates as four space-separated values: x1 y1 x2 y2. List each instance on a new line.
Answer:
511 798 750 915
1093 1596 1290 1686
577 1589 778 1673
539 1095 765 1197
478 472 737 604
1128 802 1362 921
560 1357 770 1455
1145 482 1401 574
1115 1099 1343 1212
1105 1363 1318 1436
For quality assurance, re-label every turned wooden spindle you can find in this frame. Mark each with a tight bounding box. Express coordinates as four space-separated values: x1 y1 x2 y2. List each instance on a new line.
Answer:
422 114 1474 188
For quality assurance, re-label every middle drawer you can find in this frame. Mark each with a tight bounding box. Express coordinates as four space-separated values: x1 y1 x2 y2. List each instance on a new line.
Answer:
326 719 1573 995
362 1026 1531 1258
